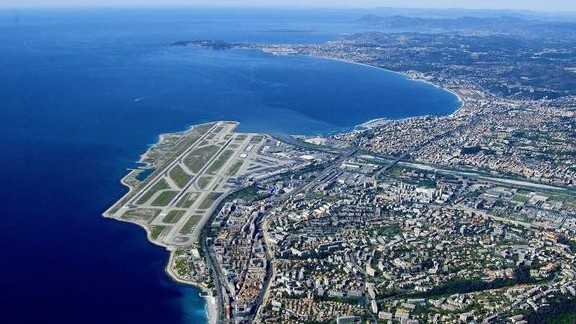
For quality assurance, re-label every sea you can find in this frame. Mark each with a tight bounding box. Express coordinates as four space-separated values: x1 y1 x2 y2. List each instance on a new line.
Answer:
0 8 460 324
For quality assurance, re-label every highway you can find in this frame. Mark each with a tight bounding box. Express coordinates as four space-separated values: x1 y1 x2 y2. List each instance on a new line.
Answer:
249 148 358 318
198 118 573 323
287 148 357 197
201 146 357 323
199 192 230 324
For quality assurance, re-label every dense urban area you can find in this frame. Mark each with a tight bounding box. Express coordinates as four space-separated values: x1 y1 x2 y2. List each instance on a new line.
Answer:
114 11 576 324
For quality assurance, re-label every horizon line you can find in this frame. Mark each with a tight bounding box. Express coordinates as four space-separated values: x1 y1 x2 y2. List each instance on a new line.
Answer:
0 4 574 15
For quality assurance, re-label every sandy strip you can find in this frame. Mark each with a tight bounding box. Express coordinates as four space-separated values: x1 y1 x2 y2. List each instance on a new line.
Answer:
205 295 217 324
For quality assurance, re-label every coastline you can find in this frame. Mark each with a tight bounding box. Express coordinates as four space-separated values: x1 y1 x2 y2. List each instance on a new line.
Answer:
103 204 216 323
303 55 465 117
105 192 217 324
103 56 467 324
165 249 216 324
103 124 218 324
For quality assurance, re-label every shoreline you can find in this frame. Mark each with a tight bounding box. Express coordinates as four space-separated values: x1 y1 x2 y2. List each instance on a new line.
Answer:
308 55 465 117
313 56 466 134
103 208 217 323
104 200 217 324
103 122 219 324
104 56 469 324
165 249 217 324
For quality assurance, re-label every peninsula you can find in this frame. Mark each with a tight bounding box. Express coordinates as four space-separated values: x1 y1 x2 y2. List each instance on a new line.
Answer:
103 120 335 323
108 15 576 322
105 105 576 324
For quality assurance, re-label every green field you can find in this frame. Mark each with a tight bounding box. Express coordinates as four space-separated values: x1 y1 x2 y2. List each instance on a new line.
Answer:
169 165 192 188
150 225 167 240
179 214 203 234
512 193 530 203
163 210 186 224
178 123 214 150
184 145 220 173
199 192 222 209
249 135 264 143
197 176 213 190
151 190 178 207
136 179 170 205
190 123 213 136
122 208 161 222
227 161 244 176
175 192 201 208
207 150 234 175
173 253 190 277
205 126 224 140
228 186 264 202
388 166 407 178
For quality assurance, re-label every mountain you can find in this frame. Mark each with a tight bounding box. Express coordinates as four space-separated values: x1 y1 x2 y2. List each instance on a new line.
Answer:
356 14 576 37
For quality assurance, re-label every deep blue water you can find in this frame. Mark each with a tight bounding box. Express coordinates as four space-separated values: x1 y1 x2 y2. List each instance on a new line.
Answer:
0 8 459 324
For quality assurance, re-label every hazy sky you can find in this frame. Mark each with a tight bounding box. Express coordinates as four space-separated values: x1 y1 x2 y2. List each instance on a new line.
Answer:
2 0 576 12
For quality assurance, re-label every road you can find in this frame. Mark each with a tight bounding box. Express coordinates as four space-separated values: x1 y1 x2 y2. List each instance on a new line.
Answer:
373 151 411 179
199 120 572 323
201 146 357 323
250 148 358 318
287 148 357 197
199 193 229 324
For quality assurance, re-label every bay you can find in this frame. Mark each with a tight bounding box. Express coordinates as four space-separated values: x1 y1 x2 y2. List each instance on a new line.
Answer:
0 8 459 324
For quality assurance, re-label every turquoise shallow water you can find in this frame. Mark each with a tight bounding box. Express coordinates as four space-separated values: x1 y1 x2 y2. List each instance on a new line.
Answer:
0 8 459 324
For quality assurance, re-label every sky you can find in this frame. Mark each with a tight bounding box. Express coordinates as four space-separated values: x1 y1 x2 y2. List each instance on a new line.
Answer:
1 0 576 12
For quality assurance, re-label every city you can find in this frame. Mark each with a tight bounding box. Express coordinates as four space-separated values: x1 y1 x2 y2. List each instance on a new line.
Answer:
4 2 576 324
161 13 576 323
